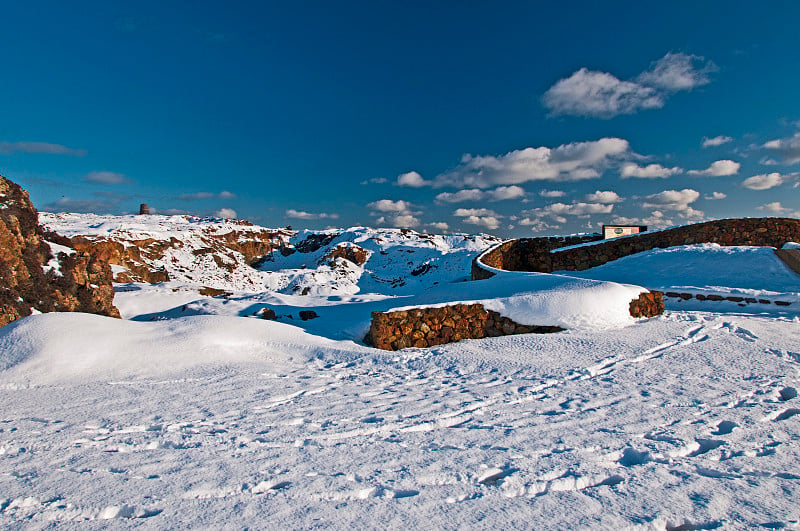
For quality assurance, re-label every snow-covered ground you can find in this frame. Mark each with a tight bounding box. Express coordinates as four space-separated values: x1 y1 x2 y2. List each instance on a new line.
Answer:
2 217 800 528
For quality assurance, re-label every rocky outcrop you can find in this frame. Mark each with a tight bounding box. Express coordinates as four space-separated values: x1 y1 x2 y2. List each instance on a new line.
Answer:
320 243 370 267
474 218 800 277
368 304 564 351
60 222 291 284
0 175 119 327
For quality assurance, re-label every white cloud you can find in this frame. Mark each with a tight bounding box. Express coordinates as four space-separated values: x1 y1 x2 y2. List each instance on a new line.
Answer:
0 141 87 156
519 217 560 232
285 209 339 220
460 216 501 230
756 202 800 216
542 68 662 118
219 190 236 199
763 132 800 164
702 135 733 148
84 171 128 185
453 207 499 218
522 201 615 223
758 201 787 214
636 52 716 91
435 189 486 204
688 159 740 177
366 199 415 213
584 190 623 203
43 197 116 213
741 172 796 190
390 214 420 228
435 185 525 204
620 162 681 179
704 192 727 200
612 210 674 229
396 171 431 187
433 137 630 188
642 189 703 218
489 185 526 201
427 221 449 231
542 52 715 118
215 208 237 219
539 189 566 198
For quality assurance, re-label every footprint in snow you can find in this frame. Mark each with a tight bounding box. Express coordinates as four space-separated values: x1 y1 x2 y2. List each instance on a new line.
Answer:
710 421 737 436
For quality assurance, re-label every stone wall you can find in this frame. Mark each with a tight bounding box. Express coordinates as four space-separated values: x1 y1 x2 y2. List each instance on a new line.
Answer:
472 234 602 279
368 304 564 351
473 218 800 277
629 291 664 318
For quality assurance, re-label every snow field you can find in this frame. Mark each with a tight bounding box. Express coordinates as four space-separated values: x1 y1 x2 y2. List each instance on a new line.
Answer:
1 312 799 528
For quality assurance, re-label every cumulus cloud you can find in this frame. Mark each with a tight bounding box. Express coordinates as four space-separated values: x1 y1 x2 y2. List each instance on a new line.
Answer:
453 208 502 230
636 52 716 91
459 215 501 230
0 141 87 156
758 202 789 214
518 217 561 233
285 209 339 220
389 214 421 228
688 160 740 177
368 199 421 228
435 185 525 203
522 200 615 223
453 207 499 218
741 172 796 190
427 221 449 232
704 192 727 200
642 188 703 218
702 135 733 148
396 171 432 187
763 132 800 164
584 190 623 203
219 190 236 199
366 199 416 213
539 189 566 198
620 162 681 179
542 68 662 118
83 171 128 185
611 210 674 229
215 208 237 219
432 137 630 188
542 52 715 118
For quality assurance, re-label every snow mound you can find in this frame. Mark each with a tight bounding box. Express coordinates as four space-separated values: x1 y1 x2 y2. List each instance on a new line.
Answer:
392 272 648 332
0 313 361 385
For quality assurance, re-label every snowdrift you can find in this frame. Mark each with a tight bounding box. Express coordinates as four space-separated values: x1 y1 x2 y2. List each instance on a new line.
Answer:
0 313 364 385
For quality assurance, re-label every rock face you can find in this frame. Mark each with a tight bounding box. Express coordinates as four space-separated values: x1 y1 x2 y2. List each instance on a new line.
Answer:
0 175 119 327
319 243 370 267
368 304 565 351
474 218 800 278
629 291 664 318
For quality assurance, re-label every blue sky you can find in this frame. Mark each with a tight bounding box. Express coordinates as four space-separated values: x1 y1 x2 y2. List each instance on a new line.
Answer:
2 1 799 236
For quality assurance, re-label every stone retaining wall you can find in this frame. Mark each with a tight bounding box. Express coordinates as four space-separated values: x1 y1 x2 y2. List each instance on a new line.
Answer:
473 218 800 277
368 304 564 351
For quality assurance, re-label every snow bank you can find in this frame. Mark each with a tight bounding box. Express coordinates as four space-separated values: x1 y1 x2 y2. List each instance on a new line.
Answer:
390 272 648 331
0 313 361 385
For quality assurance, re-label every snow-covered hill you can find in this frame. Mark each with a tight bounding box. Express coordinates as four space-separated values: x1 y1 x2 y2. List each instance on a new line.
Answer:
39 213 501 296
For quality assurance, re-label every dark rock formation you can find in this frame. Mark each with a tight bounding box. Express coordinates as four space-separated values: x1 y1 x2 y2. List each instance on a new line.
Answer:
299 310 319 321
0 175 119 326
